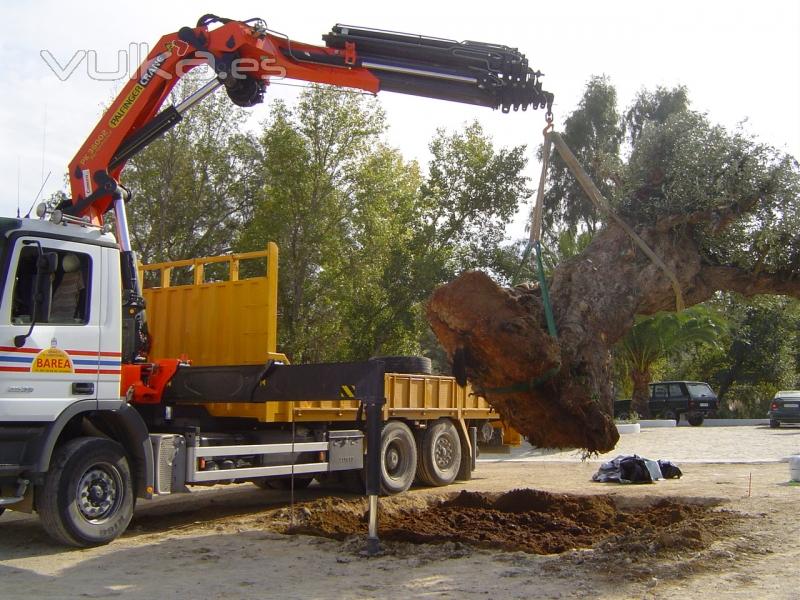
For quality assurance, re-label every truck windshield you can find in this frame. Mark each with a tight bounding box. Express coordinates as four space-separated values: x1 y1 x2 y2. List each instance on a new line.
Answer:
686 383 714 398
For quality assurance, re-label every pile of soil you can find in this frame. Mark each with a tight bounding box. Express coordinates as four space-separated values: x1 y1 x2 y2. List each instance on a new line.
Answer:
426 271 619 453
287 488 737 556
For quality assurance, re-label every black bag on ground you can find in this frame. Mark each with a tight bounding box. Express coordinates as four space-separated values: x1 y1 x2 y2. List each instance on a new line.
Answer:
658 460 682 479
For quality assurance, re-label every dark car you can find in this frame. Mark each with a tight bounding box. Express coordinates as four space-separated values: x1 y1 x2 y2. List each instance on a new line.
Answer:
768 391 800 428
614 381 719 426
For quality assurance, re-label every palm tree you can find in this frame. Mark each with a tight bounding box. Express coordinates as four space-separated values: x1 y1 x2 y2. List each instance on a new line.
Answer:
617 307 725 418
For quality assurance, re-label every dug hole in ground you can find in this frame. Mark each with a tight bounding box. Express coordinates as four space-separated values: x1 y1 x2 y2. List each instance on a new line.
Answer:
0 426 798 599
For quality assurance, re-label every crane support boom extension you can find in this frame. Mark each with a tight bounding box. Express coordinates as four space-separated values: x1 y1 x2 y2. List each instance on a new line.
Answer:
323 25 552 112
65 14 552 223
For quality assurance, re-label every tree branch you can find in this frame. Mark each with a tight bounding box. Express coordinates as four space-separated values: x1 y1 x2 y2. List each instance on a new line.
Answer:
653 194 762 234
695 265 800 300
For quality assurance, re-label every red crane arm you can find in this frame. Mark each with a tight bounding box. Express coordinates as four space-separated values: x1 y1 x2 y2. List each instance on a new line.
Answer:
65 15 553 223
67 18 381 222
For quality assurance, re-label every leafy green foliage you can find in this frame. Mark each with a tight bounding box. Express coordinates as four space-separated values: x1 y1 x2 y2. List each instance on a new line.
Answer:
624 86 689 144
616 306 725 416
668 295 800 417
234 88 528 364
236 88 387 362
542 76 623 237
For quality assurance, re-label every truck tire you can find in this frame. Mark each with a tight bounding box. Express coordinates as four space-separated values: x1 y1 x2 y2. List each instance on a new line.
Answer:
769 419 780 429
370 356 432 375
687 413 704 427
662 409 677 423
37 437 134 547
417 419 462 487
379 421 417 495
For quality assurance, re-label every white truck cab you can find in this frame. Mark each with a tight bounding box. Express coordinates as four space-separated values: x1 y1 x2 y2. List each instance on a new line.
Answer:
0 216 154 546
0 217 123 421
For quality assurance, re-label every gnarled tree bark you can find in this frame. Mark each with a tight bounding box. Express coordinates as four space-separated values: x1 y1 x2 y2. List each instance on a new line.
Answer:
427 216 800 453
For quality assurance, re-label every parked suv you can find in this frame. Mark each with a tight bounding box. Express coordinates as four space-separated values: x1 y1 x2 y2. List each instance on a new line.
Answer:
615 381 719 426
768 391 800 428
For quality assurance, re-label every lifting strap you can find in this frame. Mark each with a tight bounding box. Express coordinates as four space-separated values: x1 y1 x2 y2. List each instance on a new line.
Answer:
530 121 559 338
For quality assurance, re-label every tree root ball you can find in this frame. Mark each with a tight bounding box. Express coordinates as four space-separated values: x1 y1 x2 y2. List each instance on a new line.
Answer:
427 271 619 453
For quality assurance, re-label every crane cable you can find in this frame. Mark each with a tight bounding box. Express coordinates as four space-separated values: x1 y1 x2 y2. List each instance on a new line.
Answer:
530 116 558 338
512 115 558 337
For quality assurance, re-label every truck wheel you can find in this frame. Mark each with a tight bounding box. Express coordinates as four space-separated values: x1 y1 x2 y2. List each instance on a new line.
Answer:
380 421 417 495
769 419 780 429
663 410 677 423
687 413 704 427
417 419 462 487
37 437 134 547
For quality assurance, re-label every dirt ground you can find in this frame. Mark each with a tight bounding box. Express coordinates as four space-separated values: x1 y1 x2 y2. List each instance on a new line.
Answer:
1 427 799 599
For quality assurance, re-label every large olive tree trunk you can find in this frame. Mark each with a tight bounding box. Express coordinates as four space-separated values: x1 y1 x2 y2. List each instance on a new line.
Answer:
428 215 799 453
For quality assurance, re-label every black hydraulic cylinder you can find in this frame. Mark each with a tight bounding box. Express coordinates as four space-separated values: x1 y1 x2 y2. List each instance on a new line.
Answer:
364 394 384 556
364 395 384 498
109 107 182 170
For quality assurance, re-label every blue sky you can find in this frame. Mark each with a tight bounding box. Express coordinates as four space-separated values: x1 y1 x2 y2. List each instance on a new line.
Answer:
1 0 798 234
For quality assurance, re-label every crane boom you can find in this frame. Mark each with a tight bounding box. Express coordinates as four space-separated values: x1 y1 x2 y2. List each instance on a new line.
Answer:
65 14 552 223
60 14 553 364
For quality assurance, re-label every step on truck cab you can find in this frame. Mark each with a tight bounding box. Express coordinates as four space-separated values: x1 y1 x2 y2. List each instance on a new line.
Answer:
0 214 516 545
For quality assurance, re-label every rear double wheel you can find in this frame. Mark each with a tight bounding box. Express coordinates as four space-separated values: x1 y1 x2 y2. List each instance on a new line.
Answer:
379 421 417 495
417 419 462 487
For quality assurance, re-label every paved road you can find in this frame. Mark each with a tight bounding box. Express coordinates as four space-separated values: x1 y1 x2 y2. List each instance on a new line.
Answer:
480 424 800 464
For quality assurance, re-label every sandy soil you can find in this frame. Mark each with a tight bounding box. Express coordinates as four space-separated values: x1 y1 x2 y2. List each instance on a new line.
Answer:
1 427 798 599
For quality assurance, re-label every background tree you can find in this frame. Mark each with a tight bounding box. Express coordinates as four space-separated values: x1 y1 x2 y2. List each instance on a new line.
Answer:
668 295 800 417
542 76 623 238
236 87 387 362
236 88 530 364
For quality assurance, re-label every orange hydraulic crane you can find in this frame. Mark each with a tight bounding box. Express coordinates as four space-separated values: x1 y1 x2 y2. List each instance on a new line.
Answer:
60 13 553 366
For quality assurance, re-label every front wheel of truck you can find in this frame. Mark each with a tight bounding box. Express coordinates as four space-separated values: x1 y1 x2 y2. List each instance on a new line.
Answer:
38 437 134 547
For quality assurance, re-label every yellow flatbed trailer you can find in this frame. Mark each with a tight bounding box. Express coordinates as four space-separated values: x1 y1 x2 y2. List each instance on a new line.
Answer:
138 245 519 493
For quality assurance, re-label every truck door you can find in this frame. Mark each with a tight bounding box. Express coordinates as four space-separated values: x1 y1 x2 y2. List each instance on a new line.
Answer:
0 237 104 422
